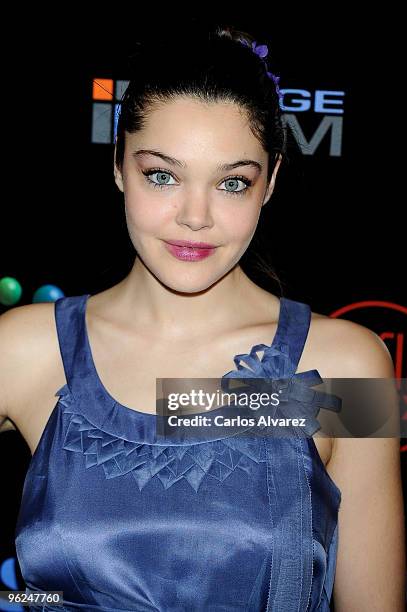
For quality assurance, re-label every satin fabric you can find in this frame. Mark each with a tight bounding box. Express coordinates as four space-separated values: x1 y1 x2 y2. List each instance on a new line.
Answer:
15 294 342 611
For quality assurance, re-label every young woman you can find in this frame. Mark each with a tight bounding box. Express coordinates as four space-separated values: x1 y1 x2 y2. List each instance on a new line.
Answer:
1 24 404 611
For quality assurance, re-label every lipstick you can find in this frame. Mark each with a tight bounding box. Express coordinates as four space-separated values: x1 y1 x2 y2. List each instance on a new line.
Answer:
163 239 217 262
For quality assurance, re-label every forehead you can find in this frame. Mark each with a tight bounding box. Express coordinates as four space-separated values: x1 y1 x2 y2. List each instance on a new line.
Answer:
125 97 265 160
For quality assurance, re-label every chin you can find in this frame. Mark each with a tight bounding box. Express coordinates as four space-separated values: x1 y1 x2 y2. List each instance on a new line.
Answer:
150 265 226 294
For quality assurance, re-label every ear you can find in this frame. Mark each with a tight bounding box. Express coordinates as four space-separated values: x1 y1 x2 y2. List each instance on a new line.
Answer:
262 153 282 206
113 145 124 193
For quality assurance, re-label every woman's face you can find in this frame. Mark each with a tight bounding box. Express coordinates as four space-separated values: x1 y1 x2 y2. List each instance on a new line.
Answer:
114 97 281 292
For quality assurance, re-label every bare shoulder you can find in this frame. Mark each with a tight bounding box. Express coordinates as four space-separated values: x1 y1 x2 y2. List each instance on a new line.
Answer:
0 301 64 423
305 309 394 378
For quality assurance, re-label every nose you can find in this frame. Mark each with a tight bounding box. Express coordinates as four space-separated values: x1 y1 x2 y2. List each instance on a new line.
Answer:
175 189 215 232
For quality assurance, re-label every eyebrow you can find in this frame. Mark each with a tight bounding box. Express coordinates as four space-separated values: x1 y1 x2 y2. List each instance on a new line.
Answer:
132 149 263 173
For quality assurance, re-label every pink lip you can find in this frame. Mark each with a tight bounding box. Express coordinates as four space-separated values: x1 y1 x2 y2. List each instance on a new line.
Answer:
164 239 216 248
163 240 217 262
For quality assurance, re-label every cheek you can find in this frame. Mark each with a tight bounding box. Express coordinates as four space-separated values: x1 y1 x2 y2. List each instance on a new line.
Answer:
217 205 260 242
124 194 172 234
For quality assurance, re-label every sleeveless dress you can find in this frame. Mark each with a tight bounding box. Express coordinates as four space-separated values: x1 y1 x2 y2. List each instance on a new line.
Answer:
14 294 342 612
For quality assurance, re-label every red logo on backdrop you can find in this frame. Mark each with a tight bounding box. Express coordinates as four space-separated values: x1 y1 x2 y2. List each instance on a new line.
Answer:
329 300 407 451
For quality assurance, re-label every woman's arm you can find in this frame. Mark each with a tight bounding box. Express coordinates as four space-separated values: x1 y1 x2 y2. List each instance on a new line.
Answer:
0 305 48 425
327 324 406 610
0 315 17 434
0 309 14 421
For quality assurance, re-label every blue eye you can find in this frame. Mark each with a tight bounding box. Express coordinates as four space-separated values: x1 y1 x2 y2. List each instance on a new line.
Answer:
142 170 177 189
142 168 252 197
218 177 250 197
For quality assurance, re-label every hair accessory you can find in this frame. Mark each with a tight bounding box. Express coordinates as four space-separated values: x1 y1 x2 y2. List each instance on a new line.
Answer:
239 39 283 103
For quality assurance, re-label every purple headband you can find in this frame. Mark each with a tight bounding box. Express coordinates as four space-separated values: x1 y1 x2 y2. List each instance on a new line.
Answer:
239 39 283 103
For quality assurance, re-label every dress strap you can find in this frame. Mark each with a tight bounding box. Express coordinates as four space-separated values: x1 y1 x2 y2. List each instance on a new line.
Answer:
273 297 312 378
54 293 91 398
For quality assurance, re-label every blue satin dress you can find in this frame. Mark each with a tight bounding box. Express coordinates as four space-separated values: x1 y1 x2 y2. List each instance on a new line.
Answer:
14 294 342 611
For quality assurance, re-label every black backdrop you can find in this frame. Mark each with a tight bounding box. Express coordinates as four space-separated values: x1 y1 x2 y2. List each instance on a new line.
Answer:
0 10 405 607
